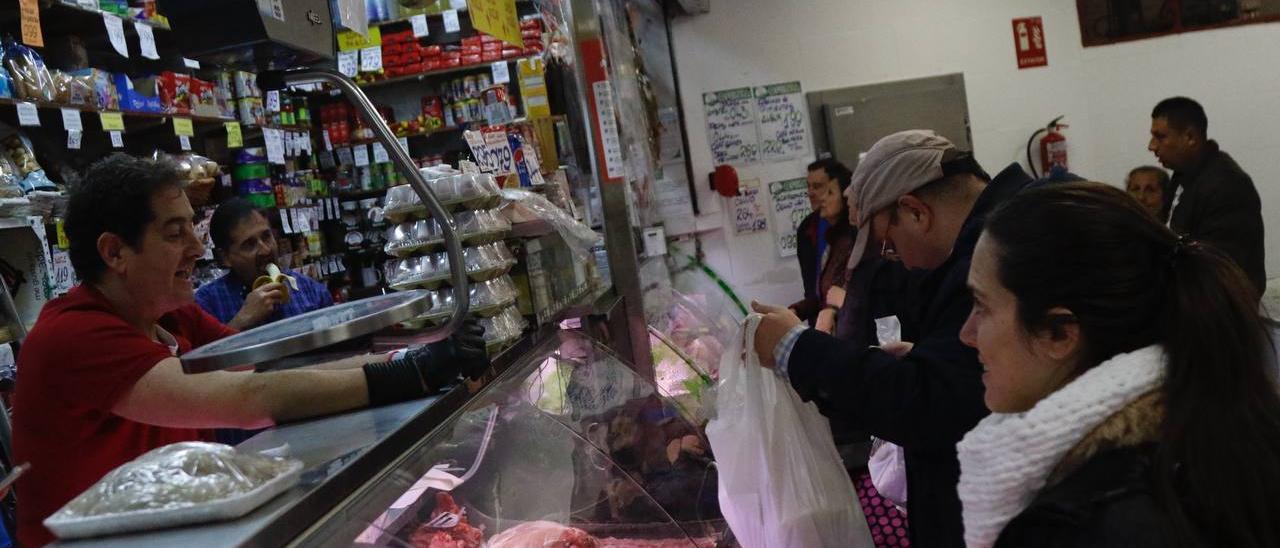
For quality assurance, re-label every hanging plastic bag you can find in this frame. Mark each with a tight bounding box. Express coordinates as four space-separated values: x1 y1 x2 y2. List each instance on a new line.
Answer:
706 314 873 548
868 315 909 510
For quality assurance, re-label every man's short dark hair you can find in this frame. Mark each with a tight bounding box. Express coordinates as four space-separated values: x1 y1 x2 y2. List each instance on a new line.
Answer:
807 158 853 192
1152 97 1208 137
65 154 184 283
209 197 265 251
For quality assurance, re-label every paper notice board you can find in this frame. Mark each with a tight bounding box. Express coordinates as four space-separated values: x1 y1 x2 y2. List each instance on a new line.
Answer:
703 81 811 166
768 177 810 257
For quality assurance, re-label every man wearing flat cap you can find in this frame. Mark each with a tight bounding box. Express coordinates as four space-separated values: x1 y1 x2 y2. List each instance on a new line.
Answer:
752 130 1035 547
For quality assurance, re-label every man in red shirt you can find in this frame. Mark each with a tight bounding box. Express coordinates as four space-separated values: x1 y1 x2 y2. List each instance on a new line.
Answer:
12 155 488 546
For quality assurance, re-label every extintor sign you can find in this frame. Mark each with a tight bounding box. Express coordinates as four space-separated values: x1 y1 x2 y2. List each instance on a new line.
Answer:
1012 17 1047 69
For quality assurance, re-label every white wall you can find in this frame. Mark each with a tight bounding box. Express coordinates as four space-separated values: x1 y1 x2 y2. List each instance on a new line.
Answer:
671 0 1280 306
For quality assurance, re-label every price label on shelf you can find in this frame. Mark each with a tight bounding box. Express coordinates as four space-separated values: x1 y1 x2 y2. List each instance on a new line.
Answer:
397 136 410 152
19 0 43 47
136 21 159 59
173 117 194 137
61 108 83 132
99 111 125 131
183 57 201 69
264 128 285 164
337 51 359 77
353 144 370 167
110 130 124 148
179 135 191 151
443 10 461 33
266 90 280 113
360 46 382 72
322 130 333 151
67 130 82 150
16 102 39 126
451 0 467 9
225 122 243 148
410 14 430 37
371 142 389 163
279 209 293 234
336 147 354 166
103 14 129 57
491 61 510 84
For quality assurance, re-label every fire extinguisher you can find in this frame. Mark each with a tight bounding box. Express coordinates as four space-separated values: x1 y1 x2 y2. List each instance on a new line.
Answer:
1026 115 1068 178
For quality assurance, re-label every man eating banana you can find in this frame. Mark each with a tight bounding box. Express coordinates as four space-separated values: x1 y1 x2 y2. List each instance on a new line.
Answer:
195 197 334 329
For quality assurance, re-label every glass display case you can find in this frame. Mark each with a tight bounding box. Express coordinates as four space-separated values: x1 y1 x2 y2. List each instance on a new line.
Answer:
292 330 731 548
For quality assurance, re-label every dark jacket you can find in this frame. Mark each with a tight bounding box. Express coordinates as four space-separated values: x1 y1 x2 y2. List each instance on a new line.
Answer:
786 163 1034 548
795 211 822 303
1168 141 1266 296
790 218 856 324
995 392 1185 547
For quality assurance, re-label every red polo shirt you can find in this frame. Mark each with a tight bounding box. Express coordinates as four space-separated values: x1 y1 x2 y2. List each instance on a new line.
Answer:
12 285 236 547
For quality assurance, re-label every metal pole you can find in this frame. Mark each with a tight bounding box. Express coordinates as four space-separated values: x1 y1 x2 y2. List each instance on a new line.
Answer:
259 68 469 342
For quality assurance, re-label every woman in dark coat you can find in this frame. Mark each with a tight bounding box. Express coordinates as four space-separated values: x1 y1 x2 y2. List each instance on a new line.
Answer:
789 175 855 327
956 182 1280 547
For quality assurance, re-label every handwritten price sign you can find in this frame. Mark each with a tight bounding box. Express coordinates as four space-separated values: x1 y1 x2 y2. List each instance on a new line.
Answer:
464 129 516 175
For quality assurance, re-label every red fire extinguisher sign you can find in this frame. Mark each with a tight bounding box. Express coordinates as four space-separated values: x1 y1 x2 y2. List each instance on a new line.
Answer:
1012 17 1048 69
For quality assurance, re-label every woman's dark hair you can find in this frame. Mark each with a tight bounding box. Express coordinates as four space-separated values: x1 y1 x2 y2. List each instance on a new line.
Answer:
209 197 265 251
807 158 853 190
984 182 1280 547
65 154 184 283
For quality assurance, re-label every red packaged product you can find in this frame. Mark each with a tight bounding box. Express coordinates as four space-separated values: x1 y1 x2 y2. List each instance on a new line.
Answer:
461 54 482 65
521 29 542 39
422 45 442 57
423 59 442 71
443 50 462 60
461 44 482 56
520 18 542 30
479 33 500 43
481 42 502 53
421 96 443 119
480 51 501 62
157 71 192 114
461 36 483 48
441 58 461 68
502 48 522 59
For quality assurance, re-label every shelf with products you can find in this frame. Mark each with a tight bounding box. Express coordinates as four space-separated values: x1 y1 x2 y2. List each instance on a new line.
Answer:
0 97 234 124
364 0 537 28
356 54 539 89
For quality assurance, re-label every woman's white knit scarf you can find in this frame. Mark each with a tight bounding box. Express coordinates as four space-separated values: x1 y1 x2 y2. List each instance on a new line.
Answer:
956 344 1166 547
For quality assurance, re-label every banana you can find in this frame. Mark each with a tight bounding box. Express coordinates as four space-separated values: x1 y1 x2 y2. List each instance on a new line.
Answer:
251 263 299 303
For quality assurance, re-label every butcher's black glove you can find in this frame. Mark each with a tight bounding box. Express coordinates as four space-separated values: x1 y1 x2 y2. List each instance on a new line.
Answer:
363 319 490 406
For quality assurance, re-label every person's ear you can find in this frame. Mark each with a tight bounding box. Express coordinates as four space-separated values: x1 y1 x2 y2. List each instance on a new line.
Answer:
1035 306 1080 362
897 194 931 231
98 233 128 275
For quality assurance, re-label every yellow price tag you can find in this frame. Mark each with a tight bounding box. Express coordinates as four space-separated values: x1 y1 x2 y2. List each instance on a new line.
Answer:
336 27 382 52
225 122 243 148
469 0 522 47
173 117 194 137
99 111 125 131
55 220 69 250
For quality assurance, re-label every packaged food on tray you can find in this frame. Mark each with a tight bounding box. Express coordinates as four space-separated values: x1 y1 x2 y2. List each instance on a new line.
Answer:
455 208 511 244
44 442 303 540
385 218 445 257
383 171 502 222
479 305 526 350
462 241 516 281
3 42 56 102
399 276 518 328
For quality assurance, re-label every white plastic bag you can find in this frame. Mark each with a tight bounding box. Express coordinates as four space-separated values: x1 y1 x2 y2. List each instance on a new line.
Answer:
706 314 873 548
868 315 909 510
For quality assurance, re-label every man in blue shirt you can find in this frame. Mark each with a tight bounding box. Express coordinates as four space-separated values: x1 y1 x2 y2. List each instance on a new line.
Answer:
195 198 332 329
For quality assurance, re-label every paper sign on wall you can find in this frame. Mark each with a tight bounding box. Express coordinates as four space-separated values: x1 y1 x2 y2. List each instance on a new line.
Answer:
1012 16 1048 69
703 87 759 166
768 177 810 257
731 179 768 234
464 129 515 175
110 131 124 148
755 82 811 163
136 21 159 59
103 14 129 57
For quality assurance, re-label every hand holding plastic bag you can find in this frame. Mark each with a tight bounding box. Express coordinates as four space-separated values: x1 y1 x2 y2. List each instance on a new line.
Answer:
706 314 873 548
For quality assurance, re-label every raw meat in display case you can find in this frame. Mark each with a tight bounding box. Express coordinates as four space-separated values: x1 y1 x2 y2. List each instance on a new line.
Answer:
304 330 733 548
